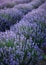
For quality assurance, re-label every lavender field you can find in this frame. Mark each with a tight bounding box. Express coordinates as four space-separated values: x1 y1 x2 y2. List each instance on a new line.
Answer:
0 0 46 65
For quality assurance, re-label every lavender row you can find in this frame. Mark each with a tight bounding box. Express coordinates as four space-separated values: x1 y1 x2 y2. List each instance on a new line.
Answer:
0 0 45 32
0 8 24 31
14 0 45 14
0 0 32 9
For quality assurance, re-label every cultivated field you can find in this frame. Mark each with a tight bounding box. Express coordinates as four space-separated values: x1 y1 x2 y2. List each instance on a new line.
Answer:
0 0 46 65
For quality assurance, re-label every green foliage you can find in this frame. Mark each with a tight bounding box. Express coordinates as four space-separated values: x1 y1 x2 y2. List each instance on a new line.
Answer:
0 40 14 48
